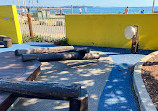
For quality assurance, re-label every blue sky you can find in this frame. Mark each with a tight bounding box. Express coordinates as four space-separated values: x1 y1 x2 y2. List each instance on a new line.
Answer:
0 0 157 7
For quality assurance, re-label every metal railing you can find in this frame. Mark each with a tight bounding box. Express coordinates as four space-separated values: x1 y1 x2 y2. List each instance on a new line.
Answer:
18 14 66 42
0 17 14 21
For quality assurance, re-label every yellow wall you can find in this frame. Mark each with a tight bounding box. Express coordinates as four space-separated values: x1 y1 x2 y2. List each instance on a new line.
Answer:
0 5 22 44
66 14 158 50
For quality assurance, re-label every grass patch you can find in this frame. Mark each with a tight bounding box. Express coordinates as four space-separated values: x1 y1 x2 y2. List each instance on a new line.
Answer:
22 34 68 45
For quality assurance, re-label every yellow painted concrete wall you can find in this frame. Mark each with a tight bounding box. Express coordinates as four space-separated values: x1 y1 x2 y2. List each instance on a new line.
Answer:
66 14 158 50
0 5 22 44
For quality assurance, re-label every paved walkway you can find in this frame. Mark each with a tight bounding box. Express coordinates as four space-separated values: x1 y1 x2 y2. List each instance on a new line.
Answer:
0 42 154 111
90 47 154 111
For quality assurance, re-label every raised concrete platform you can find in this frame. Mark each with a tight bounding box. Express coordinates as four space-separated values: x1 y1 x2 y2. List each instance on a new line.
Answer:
0 51 41 111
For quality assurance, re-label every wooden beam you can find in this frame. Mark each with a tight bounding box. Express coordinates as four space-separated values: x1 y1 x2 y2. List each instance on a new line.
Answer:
152 0 155 13
15 46 75 56
0 80 81 100
22 52 100 62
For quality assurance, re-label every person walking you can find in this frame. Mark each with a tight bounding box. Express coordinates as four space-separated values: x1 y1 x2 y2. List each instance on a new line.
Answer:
79 7 82 14
125 6 129 14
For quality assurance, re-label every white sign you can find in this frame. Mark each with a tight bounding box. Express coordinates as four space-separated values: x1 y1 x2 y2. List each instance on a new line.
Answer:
124 26 136 39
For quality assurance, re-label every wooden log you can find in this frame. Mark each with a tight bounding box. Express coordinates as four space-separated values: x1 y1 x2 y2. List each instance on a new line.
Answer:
22 52 100 62
0 80 81 100
65 47 90 54
15 46 75 56
70 89 88 111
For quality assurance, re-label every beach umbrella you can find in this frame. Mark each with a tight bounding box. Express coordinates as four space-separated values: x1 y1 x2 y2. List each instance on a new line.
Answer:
152 0 155 13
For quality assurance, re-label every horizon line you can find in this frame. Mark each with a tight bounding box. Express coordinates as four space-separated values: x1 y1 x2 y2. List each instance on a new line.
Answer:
16 5 158 8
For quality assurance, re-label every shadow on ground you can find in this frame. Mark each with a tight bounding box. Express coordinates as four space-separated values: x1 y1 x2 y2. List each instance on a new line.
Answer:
12 51 113 111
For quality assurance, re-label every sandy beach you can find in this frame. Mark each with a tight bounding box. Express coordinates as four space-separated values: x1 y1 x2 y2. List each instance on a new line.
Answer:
19 14 66 39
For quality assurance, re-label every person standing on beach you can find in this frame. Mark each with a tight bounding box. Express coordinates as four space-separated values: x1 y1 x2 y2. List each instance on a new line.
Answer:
79 7 82 14
140 10 144 14
125 6 129 14
55 10 57 15
60 8 62 15
22 7 25 14
85 7 87 14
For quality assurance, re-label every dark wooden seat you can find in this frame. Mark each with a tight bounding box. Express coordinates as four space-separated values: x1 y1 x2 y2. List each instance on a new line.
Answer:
0 36 12 48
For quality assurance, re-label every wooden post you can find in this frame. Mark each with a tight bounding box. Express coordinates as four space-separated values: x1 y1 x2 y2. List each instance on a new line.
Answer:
131 25 139 54
152 0 155 13
27 13 33 38
70 89 88 111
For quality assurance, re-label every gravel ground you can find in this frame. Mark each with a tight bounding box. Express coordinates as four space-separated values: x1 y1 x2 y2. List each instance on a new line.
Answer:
141 54 158 110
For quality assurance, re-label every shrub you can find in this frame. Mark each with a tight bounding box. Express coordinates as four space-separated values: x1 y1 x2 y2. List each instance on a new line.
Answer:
22 34 68 46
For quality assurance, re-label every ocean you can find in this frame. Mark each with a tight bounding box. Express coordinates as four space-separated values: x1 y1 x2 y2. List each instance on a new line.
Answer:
19 6 158 14
57 7 158 14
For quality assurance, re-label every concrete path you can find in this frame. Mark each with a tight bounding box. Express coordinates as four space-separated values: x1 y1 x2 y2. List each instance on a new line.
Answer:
89 47 154 111
11 51 113 111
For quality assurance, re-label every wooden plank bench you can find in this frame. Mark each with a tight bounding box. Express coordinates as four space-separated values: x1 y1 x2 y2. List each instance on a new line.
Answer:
0 51 41 111
0 36 12 48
